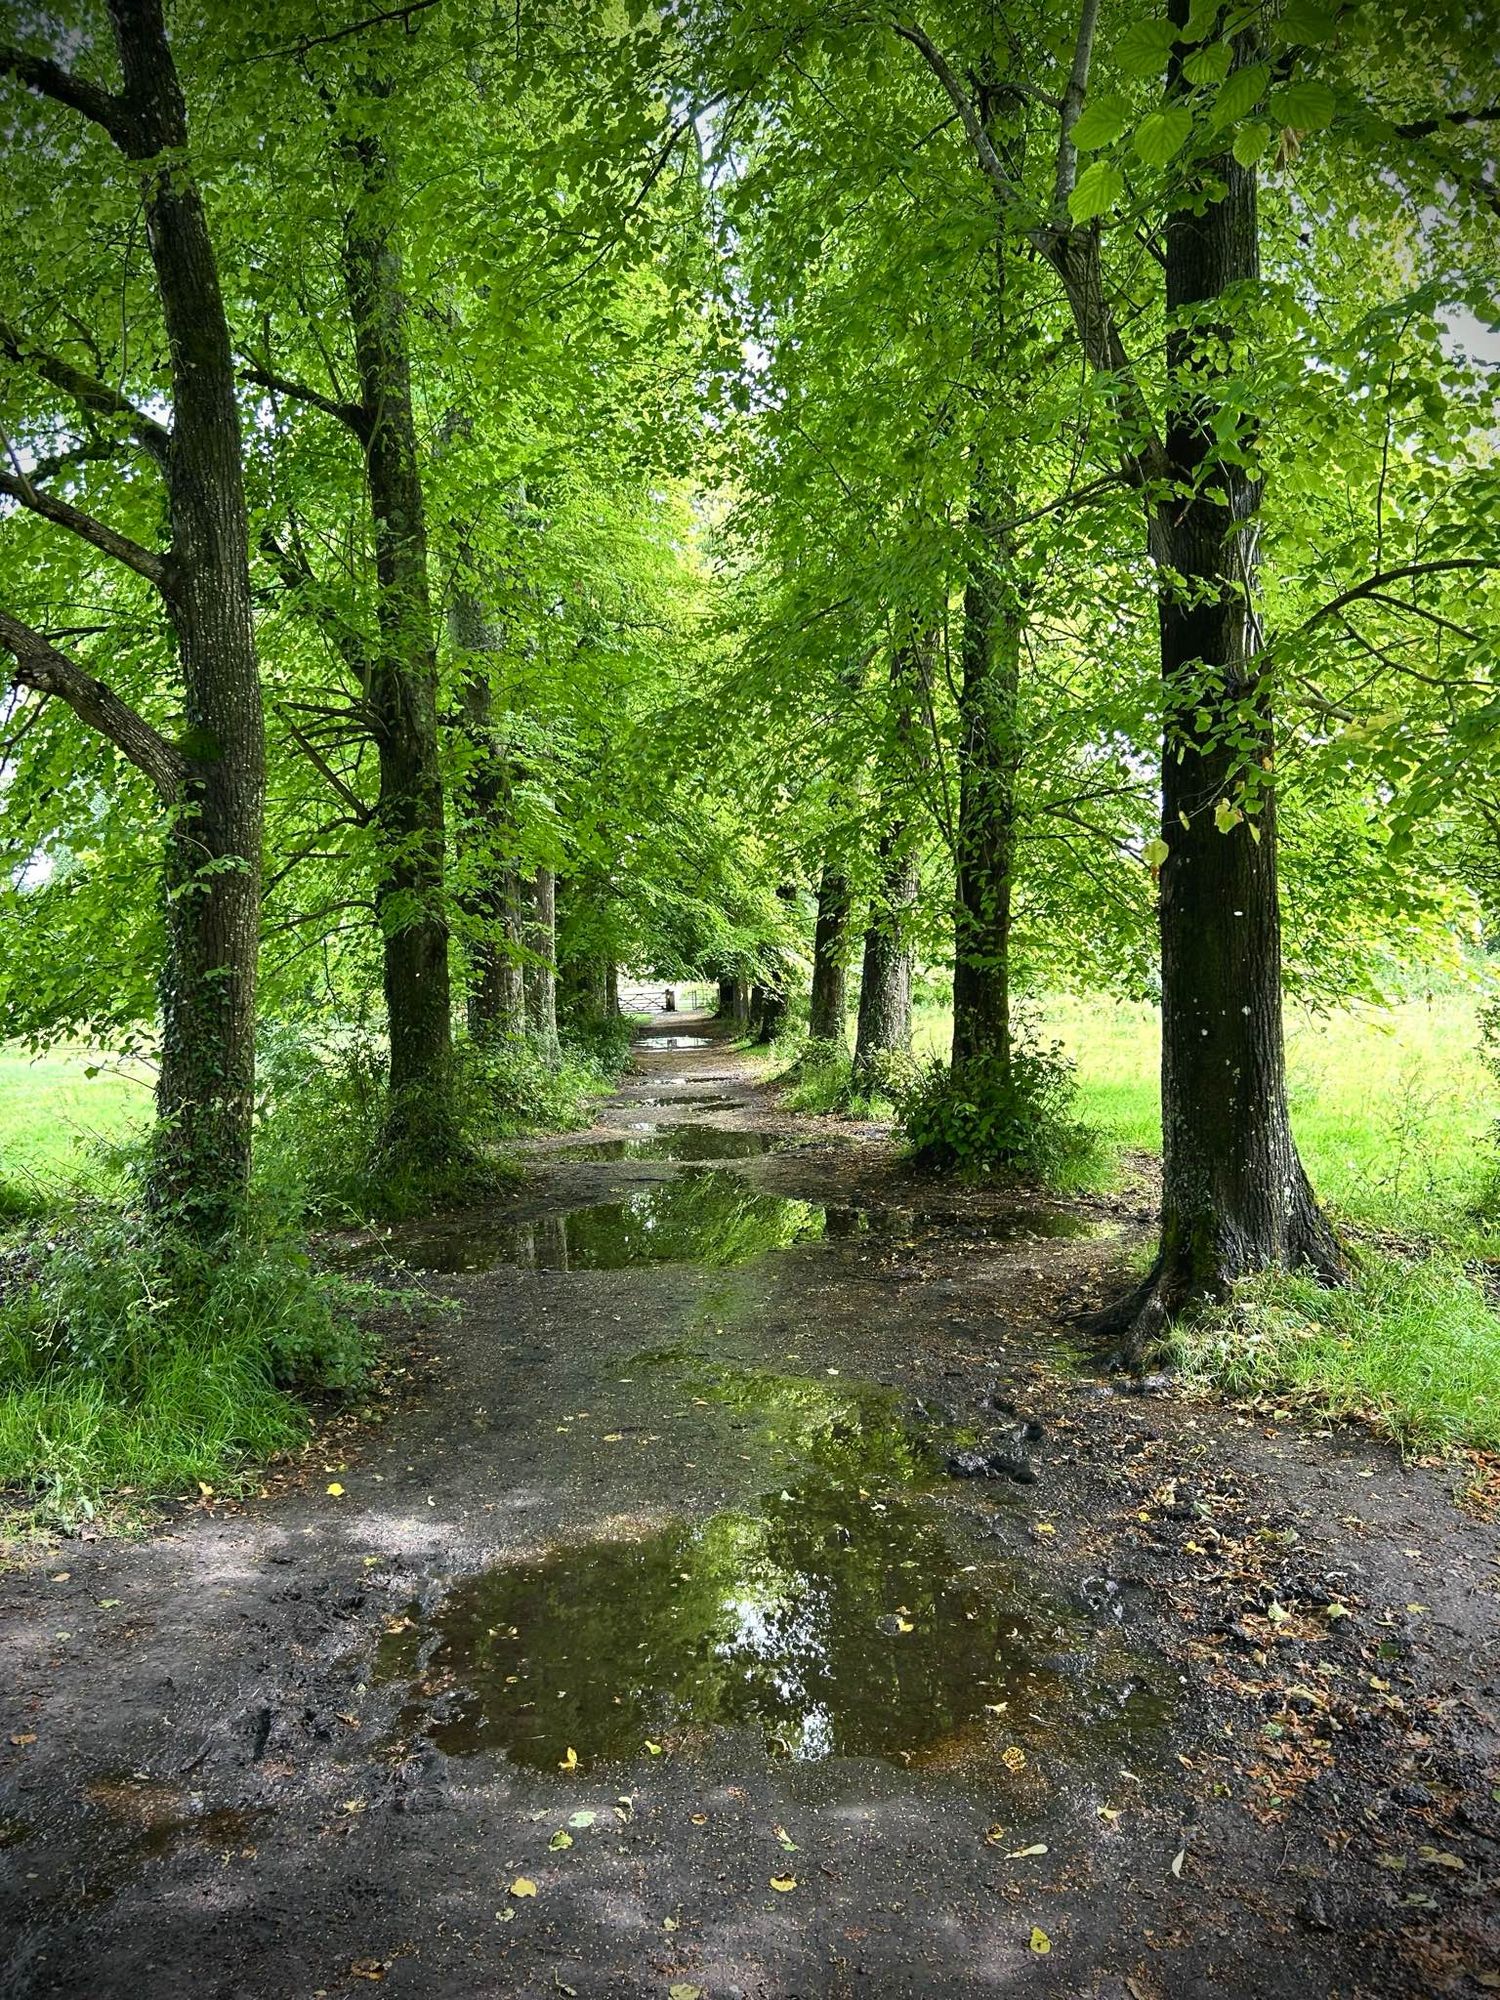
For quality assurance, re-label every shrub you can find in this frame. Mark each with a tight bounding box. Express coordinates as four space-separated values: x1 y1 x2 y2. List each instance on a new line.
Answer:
893 1035 1102 1187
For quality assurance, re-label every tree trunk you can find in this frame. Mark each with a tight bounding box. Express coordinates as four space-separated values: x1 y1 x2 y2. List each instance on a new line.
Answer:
523 866 559 1058
447 563 525 1044
338 111 456 1163
851 839 917 1087
756 985 789 1044
951 457 1021 1072
1102 24 1343 1351
715 976 735 1018
808 865 852 1047
112 0 264 1232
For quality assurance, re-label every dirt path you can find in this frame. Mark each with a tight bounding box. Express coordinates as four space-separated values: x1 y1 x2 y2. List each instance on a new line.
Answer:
2 1011 1497 1999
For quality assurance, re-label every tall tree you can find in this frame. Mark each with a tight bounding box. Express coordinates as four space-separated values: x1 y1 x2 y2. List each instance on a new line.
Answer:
0 0 264 1232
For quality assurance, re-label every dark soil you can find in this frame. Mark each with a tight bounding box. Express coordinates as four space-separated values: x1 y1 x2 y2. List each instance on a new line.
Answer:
2 1013 1497 1999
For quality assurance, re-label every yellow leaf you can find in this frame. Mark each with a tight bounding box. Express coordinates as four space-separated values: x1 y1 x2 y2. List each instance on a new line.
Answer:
326 1483 345 1497
983 1702 1008 1716
549 1830 573 1850
1033 1522 1055 1537
770 1874 797 1892
773 1823 798 1850
8 1733 37 1747
1002 1745 1027 1772
559 1746 578 1772
896 1616 914 1632
662 1916 679 1931
985 1824 1007 1846
645 1740 663 1756
1029 1927 1051 1955
1007 1843 1048 1858
669 1986 703 1999
1143 835 1170 871
510 1877 537 1898
690 1813 708 1825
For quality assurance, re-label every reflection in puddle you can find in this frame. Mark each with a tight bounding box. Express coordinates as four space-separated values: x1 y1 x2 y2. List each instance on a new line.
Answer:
378 1445 1162 1772
372 1170 825 1273
629 1093 744 1109
824 1204 1099 1244
554 1124 780 1162
638 1036 713 1051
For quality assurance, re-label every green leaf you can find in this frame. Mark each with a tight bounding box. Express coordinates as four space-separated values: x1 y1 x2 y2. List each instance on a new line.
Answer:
1070 95 1130 152
1268 79 1337 131
1182 43 1233 86
1276 0 1337 45
1211 62 1271 128
1067 160 1126 222
1232 121 1274 167
1115 19 1178 76
1133 107 1194 166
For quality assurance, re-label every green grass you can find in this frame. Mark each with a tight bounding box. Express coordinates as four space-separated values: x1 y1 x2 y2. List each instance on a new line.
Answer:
1173 1254 1500 1453
913 992 1497 1238
910 990 1500 1452
0 1048 150 1211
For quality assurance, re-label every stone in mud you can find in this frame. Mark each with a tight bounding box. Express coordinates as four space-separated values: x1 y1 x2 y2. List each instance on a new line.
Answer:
944 1447 1037 1484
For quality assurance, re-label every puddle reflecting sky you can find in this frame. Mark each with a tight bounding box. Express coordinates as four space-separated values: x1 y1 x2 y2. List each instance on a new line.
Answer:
378 1382 1163 1773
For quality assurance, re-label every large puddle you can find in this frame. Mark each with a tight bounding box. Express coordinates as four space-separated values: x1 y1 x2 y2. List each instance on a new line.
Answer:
637 1035 714 1051
354 1175 1102 1275
370 1170 825 1273
377 1369 1162 1774
553 1123 780 1162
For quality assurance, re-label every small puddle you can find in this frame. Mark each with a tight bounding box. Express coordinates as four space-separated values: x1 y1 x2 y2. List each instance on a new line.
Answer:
638 1036 714 1051
377 1375 1163 1774
554 1124 780 1162
368 1169 825 1273
630 1093 744 1109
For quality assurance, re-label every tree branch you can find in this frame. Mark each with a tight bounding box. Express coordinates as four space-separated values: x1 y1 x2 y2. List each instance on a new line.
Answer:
242 362 368 436
0 44 126 139
1054 0 1102 215
239 0 441 63
1394 104 1500 139
0 316 172 467
0 611 184 798
0 470 169 589
1296 558 1492 634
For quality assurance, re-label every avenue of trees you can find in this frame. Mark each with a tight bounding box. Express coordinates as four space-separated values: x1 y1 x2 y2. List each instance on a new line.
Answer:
2 0 1497 1361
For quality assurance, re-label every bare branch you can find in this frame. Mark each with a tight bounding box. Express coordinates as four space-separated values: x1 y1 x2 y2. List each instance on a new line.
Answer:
892 18 1020 204
0 611 184 798
242 362 368 436
0 470 169 589
239 0 441 63
0 316 172 467
0 43 126 138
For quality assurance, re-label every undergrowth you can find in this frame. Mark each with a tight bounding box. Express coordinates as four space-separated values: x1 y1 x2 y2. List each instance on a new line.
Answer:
0 1198 379 1522
893 1037 1104 1189
1171 1248 1500 1453
775 1038 893 1118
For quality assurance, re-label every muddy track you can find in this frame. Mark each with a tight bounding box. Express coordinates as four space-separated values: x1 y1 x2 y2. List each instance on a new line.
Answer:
1 1012 1496 1999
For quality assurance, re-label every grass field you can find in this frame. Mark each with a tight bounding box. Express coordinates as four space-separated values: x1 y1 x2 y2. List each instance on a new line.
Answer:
914 991 1496 1242
0 1048 151 1207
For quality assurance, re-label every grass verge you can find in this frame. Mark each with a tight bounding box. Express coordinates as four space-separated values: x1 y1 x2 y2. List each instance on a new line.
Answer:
1172 1248 1500 1454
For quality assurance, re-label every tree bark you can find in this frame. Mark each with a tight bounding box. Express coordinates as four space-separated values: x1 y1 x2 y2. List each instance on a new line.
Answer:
1101 20 1343 1351
113 0 264 1231
951 455 1021 1072
448 589 526 1043
337 108 456 1163
808 865 852 1047
523 866 559 1057
852 647 922 1088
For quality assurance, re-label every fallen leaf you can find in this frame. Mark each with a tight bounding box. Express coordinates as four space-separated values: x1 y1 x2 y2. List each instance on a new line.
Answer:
1098 1806 1122 1824
549 1830 573 1851
662 1916 679 1931
1418 1846 1466 1870
1002 1746 1027 1772
669 1986 703 1999
567 1810 596 1829
773 1824 798 1851
1034 1522 1055 1536
645 1740 663 1756
326 1483 345 1497
985 1824 1007 1846
983 1702 1008 1716
50 1572 70 1583
496 1909 515 1923
340 1798 367 1814
8 1734 37 1748
770 1873 797 1892
510 1877 537 1898
1029 1927 1051 1955
1170 1848 1185 1878
559 1747 578 1773
1007 1843 1048 1858
98 1599 121 1609
349 1961 386 1983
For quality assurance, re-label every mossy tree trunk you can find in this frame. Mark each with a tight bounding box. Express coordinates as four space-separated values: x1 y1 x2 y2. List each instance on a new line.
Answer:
808 864 852 1047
